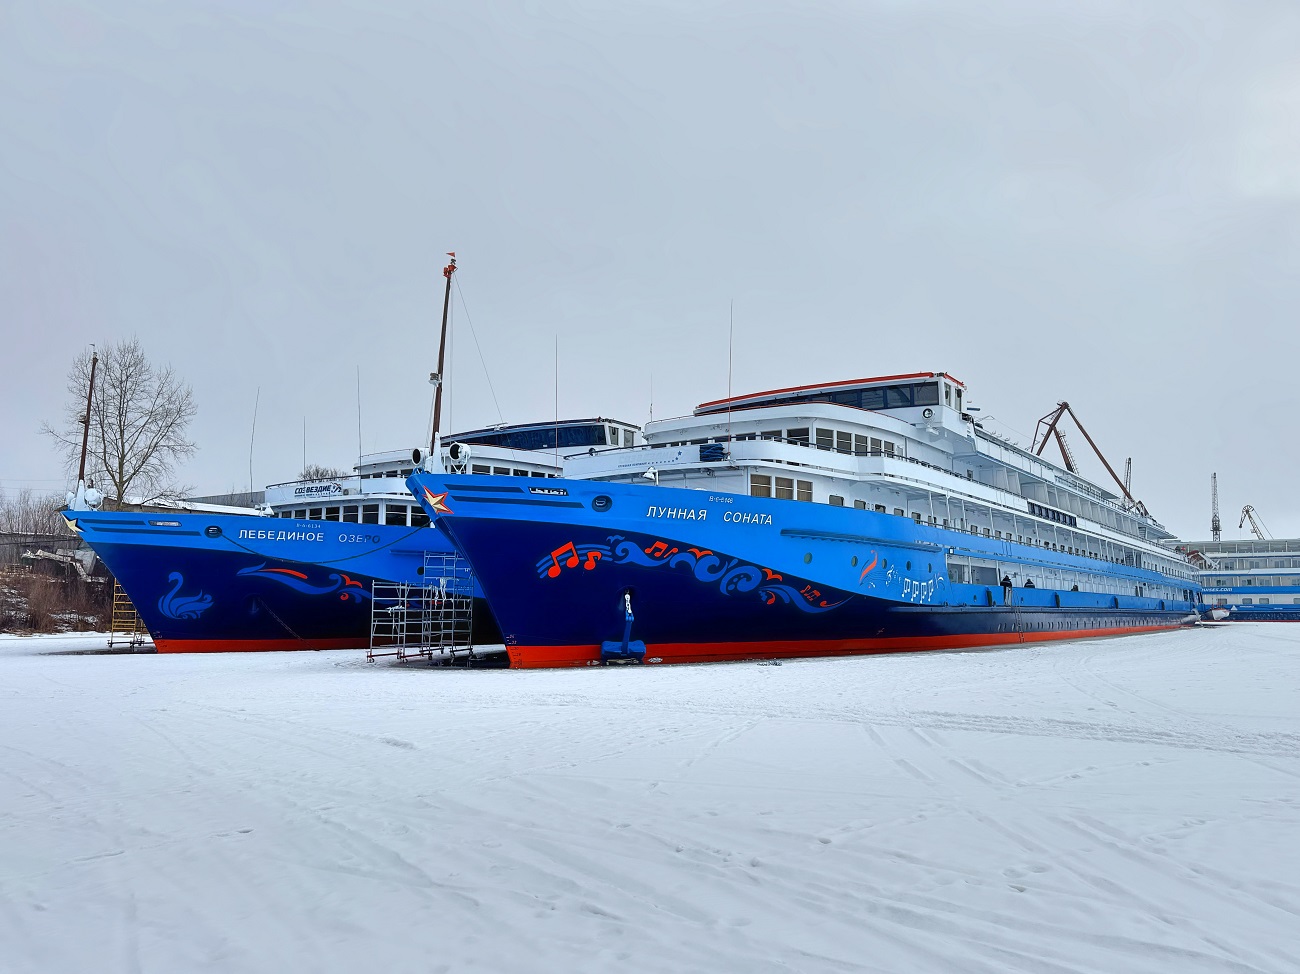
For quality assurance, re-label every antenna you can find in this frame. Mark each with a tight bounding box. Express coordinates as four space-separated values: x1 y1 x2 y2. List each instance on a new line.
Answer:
649 372 654 422
248 387 259 493
356 366 363 476
726 300 734 447
553 335 560 469
1211 472 1221 541
302 416 306 473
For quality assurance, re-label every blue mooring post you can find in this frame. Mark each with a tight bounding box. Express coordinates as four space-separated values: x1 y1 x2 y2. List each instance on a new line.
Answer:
600 591 647 663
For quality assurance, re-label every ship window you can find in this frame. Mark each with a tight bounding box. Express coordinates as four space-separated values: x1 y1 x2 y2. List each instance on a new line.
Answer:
1242 598 1253 605
775 477 794 500
385 505 408 526
308 507 323 520
361 504 380 524
761 430 781 441
278 511 291 518
531 471 546 477
913 512 922 523
513 469 529 477
854 500 867 509
1246 578 1254 586
854 434 868 456
411 510 430 528
608 426 617 445
944 384 952 406
787 428 809 446
796 480 813 502
750 474 772 498
875 504 886 513
883 441 896 456
836 431 852 454
816 428 834 451
1260 598 1270 605
493 466 511 476
829 495 844 507
293 509 306 519
884 385 914 408
325 506 341 521
1217 598 1228 605
472 464 490 475
870 437 882 454
895 508 905 517
342 505 359 523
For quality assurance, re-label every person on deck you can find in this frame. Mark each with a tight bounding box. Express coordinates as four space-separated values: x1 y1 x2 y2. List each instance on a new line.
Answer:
1001 574 1013 605
1024 578 1036 588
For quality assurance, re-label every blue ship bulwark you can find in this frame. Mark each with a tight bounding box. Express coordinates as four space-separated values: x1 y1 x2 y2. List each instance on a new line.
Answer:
68 510 498 652
407 474 1200 668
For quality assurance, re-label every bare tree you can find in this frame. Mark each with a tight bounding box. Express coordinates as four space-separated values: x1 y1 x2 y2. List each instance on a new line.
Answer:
298 463 349 481
0 489 67 534
44 339 197 507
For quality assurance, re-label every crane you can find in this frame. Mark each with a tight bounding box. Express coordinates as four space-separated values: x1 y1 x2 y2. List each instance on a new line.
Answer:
1211 473 1221 542
1239 505 1272 541
1031 401 1149 516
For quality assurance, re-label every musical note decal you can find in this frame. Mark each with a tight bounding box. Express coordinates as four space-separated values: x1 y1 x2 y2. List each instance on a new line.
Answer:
546 542 580 578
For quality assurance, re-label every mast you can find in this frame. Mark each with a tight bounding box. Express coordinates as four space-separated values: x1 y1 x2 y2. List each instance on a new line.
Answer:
76 347 99 487
1211 473 1221 542
430 252 457 455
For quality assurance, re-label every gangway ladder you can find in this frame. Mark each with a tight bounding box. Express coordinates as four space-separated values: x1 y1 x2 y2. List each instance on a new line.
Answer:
367 551 477 664
107 578 149 650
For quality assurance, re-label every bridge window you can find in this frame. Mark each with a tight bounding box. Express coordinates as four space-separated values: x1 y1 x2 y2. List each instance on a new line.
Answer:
816 429 834 451
293 509 306 519
883 441 896 456
750 474 772 497
385 505 408 526
854 434 868 456
836 431 852 454
308 508 322 520
412 510 430 528
787 428 809 446
362 504 380 524
796 480 813 502
325 506 341 521
775 477 794 500
342 505 359 523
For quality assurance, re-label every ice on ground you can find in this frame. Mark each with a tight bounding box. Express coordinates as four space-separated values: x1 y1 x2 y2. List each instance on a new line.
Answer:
1 626 1298 973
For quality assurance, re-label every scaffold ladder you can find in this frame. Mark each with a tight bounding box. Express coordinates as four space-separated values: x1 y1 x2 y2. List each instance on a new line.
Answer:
107 579 149 649
367 552 477 664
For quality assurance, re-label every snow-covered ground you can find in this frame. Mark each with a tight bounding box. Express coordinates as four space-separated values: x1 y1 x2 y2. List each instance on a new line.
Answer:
1 626 1298 974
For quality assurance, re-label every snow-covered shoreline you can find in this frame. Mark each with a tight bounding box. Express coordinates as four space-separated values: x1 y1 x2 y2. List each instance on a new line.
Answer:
2 626 1297 972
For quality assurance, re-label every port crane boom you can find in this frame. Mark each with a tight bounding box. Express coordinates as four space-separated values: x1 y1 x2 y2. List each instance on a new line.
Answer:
1031 401 1149 516
1239 505 1271 541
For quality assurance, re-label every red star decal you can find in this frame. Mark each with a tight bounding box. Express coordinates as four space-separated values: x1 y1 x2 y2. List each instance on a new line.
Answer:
422 488 453 516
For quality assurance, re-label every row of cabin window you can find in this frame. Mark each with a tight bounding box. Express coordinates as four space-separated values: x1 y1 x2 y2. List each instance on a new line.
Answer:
278 503 430 527
1213 559 1300 570
1219 597 1300 605
469 465 553 477
660 429 898 456
1207 576 1300 587
1027 501 1078 528
749 474 813 501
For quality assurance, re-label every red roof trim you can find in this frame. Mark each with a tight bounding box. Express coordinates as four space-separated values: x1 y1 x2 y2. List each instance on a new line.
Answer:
696 372 965 411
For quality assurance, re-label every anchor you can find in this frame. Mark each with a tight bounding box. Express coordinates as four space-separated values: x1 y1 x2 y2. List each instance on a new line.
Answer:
600 590 647 664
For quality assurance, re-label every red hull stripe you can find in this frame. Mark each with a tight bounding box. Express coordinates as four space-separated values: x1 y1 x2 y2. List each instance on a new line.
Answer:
156 637 366 654
506 624 1185 668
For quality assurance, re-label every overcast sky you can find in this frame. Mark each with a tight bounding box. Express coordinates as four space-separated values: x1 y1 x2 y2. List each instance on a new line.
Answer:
3 0 1298 540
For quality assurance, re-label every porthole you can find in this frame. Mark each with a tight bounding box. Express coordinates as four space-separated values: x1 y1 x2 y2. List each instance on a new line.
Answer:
204 525 222 538
851 555 859 567
927 563 932 572
804 552 812 564
906 561 912 571
592 495 613 512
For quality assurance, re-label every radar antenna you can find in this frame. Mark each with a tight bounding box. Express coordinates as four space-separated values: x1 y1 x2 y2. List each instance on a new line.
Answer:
1211 473 1221 542
1239 505 1271 541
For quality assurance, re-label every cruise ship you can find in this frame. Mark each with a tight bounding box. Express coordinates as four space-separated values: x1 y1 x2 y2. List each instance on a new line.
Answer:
1177 538 1300 621
408 371 1200 667
68 419 640 652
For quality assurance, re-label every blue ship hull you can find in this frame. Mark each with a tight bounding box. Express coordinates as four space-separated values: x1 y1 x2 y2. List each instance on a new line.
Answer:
407 474 1199 667
69 510 500 652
